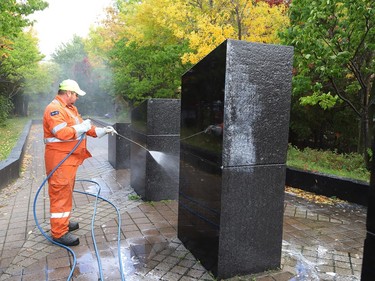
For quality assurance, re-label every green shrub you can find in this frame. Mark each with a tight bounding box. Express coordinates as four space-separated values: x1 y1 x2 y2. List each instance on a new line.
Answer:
0 96 14 126
287 144 370 182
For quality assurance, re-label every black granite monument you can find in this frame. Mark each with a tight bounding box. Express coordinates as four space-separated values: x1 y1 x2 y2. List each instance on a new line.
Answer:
130 99 180 201
361 136 375 280
108 123 131 169
178 39 293 279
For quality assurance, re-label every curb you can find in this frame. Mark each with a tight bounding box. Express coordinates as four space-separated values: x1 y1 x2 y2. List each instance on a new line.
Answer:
286 166 369 206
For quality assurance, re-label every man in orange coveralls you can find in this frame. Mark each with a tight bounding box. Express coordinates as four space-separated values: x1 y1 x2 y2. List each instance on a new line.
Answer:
43 79 115 246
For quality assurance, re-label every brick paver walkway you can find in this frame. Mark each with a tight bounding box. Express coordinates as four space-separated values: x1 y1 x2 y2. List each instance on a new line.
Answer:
0 123 366 281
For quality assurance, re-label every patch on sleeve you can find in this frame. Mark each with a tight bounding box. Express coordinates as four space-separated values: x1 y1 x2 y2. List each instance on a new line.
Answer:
50 111 59 116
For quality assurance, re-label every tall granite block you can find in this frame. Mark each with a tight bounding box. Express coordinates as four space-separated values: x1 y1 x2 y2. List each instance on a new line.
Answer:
108 123 131 169
178 39 293 279
131 99 180 201
361 136 375 280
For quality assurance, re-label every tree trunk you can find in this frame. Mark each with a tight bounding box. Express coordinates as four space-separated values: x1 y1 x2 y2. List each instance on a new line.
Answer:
12 94 29 116
360 79 375 169
362 113 370 168
367 79 375 169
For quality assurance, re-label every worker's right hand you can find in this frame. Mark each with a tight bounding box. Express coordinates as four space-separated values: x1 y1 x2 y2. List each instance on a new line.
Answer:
204 124 222 136
103 126 117 136
204 125 214 133
72 119 92 137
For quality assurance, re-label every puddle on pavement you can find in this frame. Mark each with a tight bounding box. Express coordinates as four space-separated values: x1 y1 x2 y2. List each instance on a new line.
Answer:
283 241 360 281
83 185 99 194
74 238 172 280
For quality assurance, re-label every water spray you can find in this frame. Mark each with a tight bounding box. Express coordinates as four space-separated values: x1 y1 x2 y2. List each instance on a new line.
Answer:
111 129 173 167
113 127 209 166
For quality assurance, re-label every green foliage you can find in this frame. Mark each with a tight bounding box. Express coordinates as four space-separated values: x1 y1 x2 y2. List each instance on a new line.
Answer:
26 62 61 118
25 62 60 96
90 0 289 106
281 0 374 106
287 145 370 182
52 36 87 78
1 31 44 86
0 95 13 125
1 0 48 114
0 117 28 160
52 36 114 117
0 0 48 79
0 0 48 39
280 0 374 159
0 30 46 117
288 90 359 153
110 40 190 106
300 92 339 110
128 194 141 200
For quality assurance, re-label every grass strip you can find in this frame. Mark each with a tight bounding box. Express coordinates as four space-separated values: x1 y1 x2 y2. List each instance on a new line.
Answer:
0 117 30 161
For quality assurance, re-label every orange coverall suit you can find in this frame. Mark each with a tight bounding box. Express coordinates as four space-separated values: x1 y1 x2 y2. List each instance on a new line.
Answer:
43 95 97 239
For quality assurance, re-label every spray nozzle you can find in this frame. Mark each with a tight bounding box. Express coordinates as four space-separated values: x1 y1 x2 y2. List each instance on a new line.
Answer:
103 126 118 136
111 128 119 136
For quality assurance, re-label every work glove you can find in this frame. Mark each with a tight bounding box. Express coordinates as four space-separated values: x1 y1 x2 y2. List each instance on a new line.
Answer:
204 124 222 136
72 119 92 137
204 125 214 133
95 126 117 138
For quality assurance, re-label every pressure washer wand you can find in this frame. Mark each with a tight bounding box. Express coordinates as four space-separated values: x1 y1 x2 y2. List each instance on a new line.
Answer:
180 130 206 140
113 129 207 148
113 130 150 152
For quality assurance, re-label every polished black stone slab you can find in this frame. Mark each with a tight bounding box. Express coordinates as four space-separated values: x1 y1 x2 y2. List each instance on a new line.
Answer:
130 99 180 201
178 149 222 273
361 137 375 280
178 39 293 279
361 232 375 280
108 123 131 169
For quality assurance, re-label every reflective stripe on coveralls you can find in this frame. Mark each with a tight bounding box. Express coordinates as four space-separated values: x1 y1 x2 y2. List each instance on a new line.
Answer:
44 136 84 144
50 212 70 218
52 121 68 134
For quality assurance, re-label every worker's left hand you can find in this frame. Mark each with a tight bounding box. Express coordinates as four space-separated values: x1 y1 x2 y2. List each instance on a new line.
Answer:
95 126 117 138
104 126 117 136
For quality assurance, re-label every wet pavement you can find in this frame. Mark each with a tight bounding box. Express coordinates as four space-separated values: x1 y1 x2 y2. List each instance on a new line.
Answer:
0 123 367 280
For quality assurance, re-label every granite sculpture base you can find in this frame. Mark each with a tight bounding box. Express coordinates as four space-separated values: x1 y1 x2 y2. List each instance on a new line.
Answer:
108 123 131 169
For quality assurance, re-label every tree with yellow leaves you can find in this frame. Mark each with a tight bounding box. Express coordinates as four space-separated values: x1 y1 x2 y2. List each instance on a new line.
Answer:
179 0 290 64
86 0 290 104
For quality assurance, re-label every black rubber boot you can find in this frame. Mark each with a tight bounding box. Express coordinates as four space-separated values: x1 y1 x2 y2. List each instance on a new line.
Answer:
68 221 79 232
53 232 80 246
